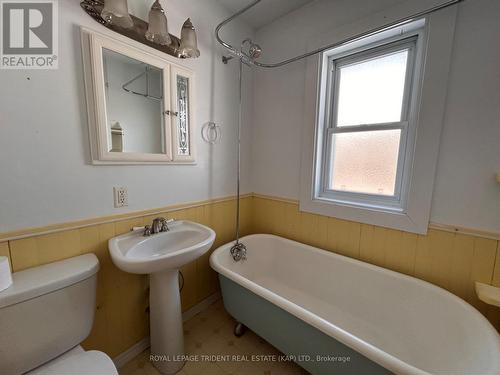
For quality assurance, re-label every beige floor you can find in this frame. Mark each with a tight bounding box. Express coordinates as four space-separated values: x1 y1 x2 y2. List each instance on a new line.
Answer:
119 299 309 375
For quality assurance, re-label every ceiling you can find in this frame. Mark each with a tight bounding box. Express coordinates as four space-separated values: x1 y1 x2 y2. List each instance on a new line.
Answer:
216 0 314 30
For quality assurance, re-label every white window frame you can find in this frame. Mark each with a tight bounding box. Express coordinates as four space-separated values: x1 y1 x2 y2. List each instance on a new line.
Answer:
321 37 418 211
299 8 458 234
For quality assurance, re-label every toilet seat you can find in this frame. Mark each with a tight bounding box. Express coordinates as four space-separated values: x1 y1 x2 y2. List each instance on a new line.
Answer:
27 350 118 375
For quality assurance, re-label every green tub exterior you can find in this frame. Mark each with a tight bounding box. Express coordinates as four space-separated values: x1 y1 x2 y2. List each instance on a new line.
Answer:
219 275 392 375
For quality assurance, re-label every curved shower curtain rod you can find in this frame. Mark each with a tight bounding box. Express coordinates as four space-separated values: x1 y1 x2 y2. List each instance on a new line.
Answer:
215 0 463 68
220 0 465 262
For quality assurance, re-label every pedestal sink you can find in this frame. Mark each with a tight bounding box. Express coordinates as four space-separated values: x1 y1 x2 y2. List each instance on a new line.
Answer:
108 220 216 374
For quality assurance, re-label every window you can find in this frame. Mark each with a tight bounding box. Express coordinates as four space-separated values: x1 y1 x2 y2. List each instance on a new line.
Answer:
321 39 417 210
300 12 458 234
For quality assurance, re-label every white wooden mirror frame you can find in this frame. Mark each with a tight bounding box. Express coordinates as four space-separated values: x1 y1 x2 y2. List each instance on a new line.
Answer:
81 27 196 164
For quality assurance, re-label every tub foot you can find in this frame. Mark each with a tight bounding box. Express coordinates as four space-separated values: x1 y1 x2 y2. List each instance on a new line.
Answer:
234 322 247 337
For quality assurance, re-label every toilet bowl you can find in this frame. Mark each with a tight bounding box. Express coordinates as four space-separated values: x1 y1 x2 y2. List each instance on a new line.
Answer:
0 253 118 375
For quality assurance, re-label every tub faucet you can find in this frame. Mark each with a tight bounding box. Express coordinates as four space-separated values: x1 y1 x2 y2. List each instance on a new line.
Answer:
230 242 247 262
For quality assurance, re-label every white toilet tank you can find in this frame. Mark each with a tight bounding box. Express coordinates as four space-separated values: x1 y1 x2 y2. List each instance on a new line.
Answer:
0 253 100 374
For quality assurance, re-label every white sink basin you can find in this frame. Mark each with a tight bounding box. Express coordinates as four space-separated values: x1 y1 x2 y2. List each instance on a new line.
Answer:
109 220 215 274
108 220 215 375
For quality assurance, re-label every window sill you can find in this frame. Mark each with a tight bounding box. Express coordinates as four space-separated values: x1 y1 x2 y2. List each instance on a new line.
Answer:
300 197 426 234
314 192 405 213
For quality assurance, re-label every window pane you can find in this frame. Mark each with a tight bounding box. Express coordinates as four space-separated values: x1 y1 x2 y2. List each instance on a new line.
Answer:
336 49 409 127
330 130 401 196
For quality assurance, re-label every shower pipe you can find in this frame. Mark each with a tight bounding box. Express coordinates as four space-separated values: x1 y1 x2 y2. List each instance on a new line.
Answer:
219 0 464 256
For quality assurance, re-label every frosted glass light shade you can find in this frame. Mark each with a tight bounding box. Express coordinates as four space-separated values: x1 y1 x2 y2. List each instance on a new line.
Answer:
179 18 200 58
145 0 171 46
101 0 133 29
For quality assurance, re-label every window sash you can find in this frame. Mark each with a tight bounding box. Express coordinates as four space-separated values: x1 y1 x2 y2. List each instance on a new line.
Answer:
331 38 417 129
319 38 417 209
321 126 408 210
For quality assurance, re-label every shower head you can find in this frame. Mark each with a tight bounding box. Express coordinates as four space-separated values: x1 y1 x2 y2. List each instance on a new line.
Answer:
248 42 262 60
222 38 262 65
241 38 262 61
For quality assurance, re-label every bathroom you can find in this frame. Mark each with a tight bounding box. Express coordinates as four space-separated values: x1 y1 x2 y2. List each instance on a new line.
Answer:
0 0 499 374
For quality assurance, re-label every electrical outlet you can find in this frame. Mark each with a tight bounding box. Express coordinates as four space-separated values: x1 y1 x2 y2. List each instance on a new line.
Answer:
113 187 128 208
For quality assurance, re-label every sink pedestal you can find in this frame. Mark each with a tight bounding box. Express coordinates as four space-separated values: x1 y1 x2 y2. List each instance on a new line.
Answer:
108 221 216 374
150 269 185 374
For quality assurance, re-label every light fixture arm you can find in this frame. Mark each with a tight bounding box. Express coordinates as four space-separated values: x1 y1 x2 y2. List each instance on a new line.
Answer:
215 0 464 69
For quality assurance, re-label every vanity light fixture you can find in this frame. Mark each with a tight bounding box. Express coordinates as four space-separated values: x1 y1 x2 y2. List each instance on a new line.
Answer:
179 18 200 58
80 0 200 60
101 0 133 29
145 0 172 46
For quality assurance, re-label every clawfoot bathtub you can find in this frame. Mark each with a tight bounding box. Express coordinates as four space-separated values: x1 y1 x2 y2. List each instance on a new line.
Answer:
210 234 500 375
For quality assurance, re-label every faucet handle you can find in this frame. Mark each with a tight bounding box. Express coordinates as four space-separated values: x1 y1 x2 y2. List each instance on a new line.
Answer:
143 225 152 236
161 220 170 232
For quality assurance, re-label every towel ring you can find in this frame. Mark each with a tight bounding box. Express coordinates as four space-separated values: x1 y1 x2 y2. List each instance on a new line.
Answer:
201 122 221 144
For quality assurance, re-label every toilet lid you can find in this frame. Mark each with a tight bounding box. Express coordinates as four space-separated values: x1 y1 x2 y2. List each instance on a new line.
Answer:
29 350 118 375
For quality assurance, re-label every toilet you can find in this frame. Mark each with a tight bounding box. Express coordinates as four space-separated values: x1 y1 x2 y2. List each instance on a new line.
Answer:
0 253 118 375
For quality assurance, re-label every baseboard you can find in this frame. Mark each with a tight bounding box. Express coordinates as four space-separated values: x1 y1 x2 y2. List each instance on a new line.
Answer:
113 336 150 369
112 292 221 368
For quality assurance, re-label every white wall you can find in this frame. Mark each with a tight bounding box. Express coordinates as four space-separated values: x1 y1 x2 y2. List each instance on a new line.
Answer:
250 0 500 233
430 0 500 232
0 0 254 232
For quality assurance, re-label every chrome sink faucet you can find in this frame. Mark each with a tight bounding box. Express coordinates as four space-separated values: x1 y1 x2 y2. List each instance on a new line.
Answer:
142 218 174 236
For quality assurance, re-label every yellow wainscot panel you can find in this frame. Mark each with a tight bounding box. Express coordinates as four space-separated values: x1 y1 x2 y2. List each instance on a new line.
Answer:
78 225 101 254
239 197 253 236
0 242 11 270
196 250 218 302
360 224 387 267
252 198 269 234
448 234 475 299
414 231 433 283
283 202 301 242
297 211 317 247
196 204 211 228
37 230 81 265
268 199 286 236
119 272 149 348
338 220 361 260
9 237 39 271
428 230 455 291
325 217 342 253
180 260 197 312
115 218 143 236
315 215 329 250
383 229 417 276
368 226 388 267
